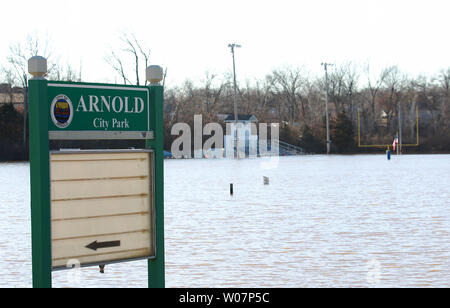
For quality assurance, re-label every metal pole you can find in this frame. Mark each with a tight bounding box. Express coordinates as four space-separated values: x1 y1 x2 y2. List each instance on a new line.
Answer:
396 131 399 156
146 66 165 288
398 103 402 154
322 63 332 154
416 107 419 146
229 44 240 159
23 86 28 147
28 57 52 288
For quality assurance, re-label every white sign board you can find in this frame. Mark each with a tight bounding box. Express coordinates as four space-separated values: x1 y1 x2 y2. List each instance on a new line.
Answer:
50 150 155 270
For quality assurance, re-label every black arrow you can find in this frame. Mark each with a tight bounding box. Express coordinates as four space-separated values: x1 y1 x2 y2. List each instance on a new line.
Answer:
85 240 121 251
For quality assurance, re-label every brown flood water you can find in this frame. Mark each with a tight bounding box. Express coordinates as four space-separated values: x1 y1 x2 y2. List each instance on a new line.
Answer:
0 154 448 287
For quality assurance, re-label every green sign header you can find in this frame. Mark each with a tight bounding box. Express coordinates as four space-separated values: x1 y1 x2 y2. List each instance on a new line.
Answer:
48 82 150 132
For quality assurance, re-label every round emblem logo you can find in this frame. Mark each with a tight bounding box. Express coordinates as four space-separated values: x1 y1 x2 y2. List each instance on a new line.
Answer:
51 94 73 128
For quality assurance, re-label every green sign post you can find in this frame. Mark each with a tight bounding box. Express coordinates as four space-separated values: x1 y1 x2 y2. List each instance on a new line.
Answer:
28 56 165 288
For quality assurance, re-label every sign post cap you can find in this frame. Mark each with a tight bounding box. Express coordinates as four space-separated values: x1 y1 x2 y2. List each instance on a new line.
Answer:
146 65 163 85
28 56 47 78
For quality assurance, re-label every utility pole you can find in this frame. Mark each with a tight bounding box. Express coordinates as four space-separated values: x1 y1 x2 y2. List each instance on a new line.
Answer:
398 103 402 154
228 43 241 159
321 62 333 154
396 132 399 156
23 82 28 147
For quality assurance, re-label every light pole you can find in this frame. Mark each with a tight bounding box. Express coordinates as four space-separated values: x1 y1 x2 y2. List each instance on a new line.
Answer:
228 43 241 158
23 81 28 147
321 62 333 154
398 103 402 154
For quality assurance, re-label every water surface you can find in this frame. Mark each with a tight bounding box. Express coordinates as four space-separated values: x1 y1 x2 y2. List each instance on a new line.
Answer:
0 154 448 287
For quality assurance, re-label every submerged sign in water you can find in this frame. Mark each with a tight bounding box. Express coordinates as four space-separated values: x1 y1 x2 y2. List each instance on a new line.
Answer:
48 82 150 133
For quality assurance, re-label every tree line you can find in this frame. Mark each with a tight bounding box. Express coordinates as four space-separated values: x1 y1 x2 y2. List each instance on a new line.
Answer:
162 64 450 154
1 34 449 160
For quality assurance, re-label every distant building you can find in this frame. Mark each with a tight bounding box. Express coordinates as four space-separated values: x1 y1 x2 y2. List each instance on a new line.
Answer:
216 113 229 121
223 114 258 158
377 110 389 128
223 114 258 123
0 84 25 112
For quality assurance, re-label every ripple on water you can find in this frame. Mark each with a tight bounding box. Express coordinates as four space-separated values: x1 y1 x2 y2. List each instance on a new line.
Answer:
0 155 449 287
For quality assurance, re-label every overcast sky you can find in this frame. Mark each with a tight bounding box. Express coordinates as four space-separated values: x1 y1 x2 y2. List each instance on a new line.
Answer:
1 0 449 86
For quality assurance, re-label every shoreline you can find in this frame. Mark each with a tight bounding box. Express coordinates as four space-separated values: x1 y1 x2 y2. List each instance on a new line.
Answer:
2 151 450 163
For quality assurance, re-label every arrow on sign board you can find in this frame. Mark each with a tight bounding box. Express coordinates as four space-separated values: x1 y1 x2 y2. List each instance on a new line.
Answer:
85 240 121 251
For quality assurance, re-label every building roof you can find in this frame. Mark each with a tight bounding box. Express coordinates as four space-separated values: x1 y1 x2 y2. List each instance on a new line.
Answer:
0 84 23 94
224 114 258 122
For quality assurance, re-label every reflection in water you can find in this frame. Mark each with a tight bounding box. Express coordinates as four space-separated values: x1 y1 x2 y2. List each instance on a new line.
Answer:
0 155 449 287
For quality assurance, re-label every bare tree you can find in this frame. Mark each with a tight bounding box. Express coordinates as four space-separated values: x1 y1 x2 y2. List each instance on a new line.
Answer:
199 71 225 117
343 63 360 123
5 34 82 85
437 68 450 96
267 66 307 124
250 78 272 121
379 66 406 130
357 64 394 135
49 61 83 82
105 33 151 85
362 64 393 115
6 34 54 87
0 68 17 87
324 63 359 116
105 50 132 85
